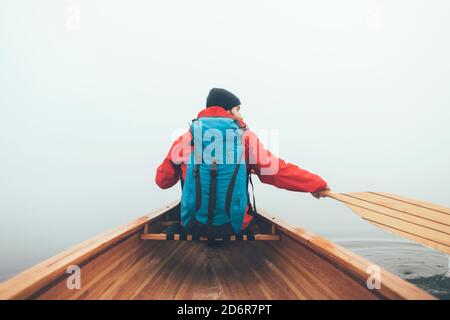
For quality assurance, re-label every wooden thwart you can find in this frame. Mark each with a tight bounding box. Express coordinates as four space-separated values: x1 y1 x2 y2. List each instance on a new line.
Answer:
140 233 281 241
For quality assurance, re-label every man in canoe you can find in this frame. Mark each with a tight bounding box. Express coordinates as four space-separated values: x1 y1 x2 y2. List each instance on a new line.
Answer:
156 88 330 238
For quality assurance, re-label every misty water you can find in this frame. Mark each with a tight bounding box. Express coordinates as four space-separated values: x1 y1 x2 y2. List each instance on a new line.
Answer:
1 1 449 299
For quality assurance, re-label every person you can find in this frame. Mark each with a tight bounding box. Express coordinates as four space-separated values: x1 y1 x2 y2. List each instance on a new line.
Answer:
156 88 330 238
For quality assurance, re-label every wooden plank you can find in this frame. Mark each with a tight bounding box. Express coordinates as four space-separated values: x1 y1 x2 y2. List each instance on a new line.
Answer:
344 203 450 250
0 201 180 300
346 192 450 226
141 233 166 240
140 234 281 241
32 235 417 300
323 191 450 255
337 194 450 234
372 192 450 215
255 208 435 300
264 237 377 299
0 199 434 301
36 233 148 300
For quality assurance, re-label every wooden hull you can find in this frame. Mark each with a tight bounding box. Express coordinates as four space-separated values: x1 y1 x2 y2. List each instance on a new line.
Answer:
0 202 435 300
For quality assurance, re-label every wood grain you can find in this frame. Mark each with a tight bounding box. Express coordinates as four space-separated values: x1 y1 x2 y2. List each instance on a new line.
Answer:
323 191 450 255
0 201 434 300
140 234 281 241
0 202 180 300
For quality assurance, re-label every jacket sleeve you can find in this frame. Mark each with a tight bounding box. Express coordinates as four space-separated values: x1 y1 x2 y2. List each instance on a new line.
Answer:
155 132 191 189
155 153 179 190
245 130 328 193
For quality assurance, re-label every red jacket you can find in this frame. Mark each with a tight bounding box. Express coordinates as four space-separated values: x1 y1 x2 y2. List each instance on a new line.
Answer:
155 106 328 229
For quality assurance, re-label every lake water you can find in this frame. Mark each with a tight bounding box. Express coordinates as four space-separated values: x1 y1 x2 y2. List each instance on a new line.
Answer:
338 240 450 300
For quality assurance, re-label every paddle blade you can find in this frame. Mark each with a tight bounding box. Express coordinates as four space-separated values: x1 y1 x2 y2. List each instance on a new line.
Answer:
324 191 450 255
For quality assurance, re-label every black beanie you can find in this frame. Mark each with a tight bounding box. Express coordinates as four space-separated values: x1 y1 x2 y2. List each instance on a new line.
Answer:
206 88 241 111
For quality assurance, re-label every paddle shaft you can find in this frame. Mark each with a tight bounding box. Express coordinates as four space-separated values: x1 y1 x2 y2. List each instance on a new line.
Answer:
321 190 346 201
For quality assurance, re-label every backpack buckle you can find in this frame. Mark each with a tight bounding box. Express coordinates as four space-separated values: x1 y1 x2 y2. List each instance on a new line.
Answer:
210 161 218 176
193 164 200 177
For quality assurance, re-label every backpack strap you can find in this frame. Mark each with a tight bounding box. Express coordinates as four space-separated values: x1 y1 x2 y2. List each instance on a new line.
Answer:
189 118 199 147
225 150 245 216
194 164 201 212
248 173 257 214
190 118 203 212
207 161 218 228
173 162 184 191
225 164 241 217
224 121 247 216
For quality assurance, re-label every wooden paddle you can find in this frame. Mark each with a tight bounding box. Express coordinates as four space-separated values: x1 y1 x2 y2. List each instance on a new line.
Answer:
321 191 450 255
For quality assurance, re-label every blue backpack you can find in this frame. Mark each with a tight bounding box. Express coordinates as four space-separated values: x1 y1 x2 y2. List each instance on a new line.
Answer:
181 117 249 237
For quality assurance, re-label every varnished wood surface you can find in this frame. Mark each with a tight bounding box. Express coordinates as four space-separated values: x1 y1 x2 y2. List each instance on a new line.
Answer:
256 208 434 300
140 233 281 241
324 191 450 255
0 201 180 300
0 201 435 300
35 234 379 300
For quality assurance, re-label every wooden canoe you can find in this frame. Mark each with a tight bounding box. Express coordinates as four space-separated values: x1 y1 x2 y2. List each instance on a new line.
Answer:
0 201 435 300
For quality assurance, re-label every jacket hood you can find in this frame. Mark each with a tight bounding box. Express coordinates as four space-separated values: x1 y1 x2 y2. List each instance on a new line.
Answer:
197 106 248 129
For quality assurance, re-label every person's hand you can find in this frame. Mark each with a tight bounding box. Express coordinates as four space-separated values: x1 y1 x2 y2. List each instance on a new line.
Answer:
311 186 331 199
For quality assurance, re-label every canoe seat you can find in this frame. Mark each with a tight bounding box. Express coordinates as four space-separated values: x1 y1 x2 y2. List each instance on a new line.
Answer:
140 233 280 241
